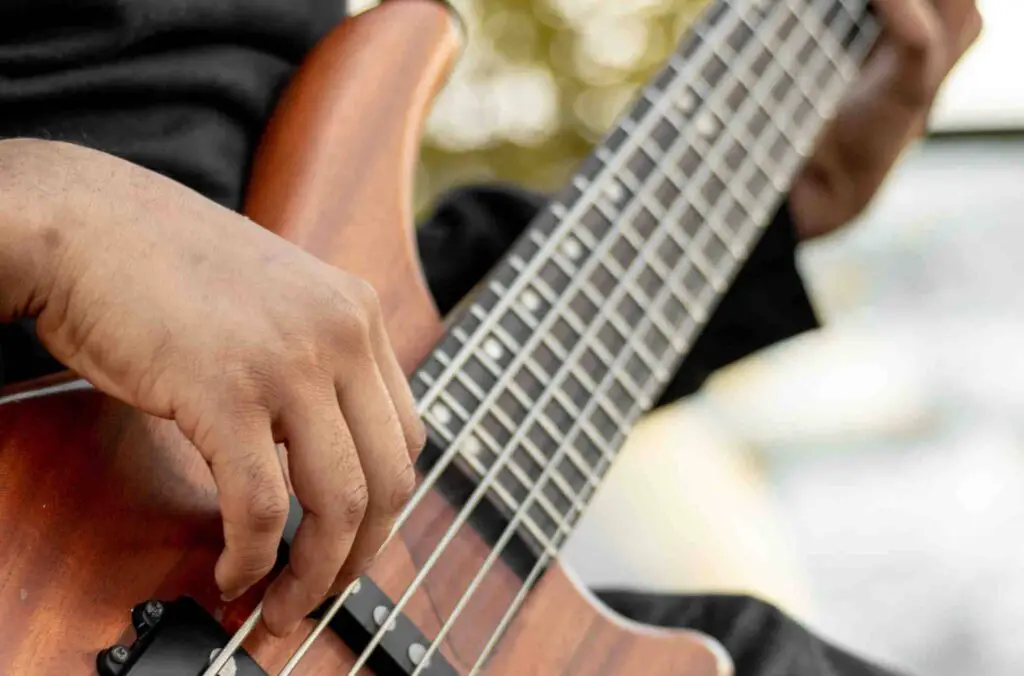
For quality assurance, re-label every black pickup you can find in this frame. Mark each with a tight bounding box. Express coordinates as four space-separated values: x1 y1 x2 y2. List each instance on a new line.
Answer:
97 597 265 676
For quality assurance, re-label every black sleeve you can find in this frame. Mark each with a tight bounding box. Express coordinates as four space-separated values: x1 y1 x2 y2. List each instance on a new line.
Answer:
416 184 819 409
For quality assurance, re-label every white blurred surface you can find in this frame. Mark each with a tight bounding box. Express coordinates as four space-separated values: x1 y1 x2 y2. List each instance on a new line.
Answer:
564 135 1024 676
932 0 1024 131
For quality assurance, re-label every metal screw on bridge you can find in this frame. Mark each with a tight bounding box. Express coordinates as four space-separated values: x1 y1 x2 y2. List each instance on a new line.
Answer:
143 600 163 623
109 645 129 664
209 648 238 676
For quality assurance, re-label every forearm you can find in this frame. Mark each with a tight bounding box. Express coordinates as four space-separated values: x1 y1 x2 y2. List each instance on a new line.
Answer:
0 139 65 322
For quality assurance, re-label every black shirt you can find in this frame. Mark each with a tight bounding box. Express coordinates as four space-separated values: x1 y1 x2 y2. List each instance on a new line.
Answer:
0 0 817 396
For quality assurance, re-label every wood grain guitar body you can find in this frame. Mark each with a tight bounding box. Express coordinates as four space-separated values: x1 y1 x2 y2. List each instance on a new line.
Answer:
0 2 730 674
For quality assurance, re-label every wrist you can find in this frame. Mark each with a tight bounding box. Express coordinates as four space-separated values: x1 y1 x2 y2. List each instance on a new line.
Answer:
0 139 72 321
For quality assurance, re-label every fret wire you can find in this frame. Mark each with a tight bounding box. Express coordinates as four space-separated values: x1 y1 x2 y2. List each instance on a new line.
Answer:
527 229 548 249
436 389 471 427
602 224 682 342
611 256 681 349
508 301 539 332
558 284 628 368
468 305 489 323
805 1 857 86
469 459 562 554
433 346 454 367
464 349 607 489
524 274 559 309
279 5 878 675
626 4 802 319
458 10 882 676
526 424 597 508
471 423 588 515
413 0 755 419
656 162 745 274
608 280 675 369
753 11 801 148
520 350 598 477
459 442 563 543
403 0 827 635
589 4 835 391
499 378 604 492
540 332 569 362
528 417 606 491
488 321 523 355
502 459 573 531
569 278 663 401
542 379 612 470
493 421 583 510
621 218 713 321
786 14 830 156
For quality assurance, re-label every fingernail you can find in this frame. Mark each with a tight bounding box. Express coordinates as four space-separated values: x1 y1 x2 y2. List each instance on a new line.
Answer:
221 589 244 603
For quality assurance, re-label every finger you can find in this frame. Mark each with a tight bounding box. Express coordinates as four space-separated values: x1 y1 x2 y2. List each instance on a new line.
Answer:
872 0 946 105
262 387 365 637
331 357 415 592
370 317 427 461
202 418 290 602
952 5 983 62
873 0 943 54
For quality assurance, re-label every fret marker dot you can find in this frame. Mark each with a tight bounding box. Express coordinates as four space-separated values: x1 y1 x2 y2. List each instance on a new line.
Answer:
431 403 452 426
521 290 542 313
696 112 718 137
678 91 697 114
462 435 483 460
602 180 626 204
484 339 504 361
562 238 584 261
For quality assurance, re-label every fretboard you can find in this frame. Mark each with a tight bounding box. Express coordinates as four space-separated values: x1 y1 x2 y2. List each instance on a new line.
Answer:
411 0 880 555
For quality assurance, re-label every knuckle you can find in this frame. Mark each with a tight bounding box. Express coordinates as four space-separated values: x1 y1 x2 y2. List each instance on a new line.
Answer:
351 278 382 320
407 419 428 458
237 547 277 580
333 299 372 347
246 483 290 533
280 338 326 380
346 555 376 578
328 278 382 349
387 462 417 514
338 481 369 528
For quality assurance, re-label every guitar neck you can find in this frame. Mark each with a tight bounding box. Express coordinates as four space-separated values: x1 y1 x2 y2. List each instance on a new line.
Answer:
412 0 880 556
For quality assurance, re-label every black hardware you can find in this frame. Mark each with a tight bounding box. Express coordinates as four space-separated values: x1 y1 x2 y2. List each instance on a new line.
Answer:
97 597 266 676
310 576 459 676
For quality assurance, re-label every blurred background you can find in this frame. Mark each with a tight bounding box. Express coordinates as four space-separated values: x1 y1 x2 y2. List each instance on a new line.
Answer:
356 0 1024 673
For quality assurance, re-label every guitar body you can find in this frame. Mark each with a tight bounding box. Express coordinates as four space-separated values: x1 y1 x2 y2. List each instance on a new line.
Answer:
0 2 728 674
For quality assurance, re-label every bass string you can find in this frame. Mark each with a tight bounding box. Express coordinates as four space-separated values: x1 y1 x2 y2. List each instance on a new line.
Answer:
343 1 861 674
337 7 783 676
264 6 754 676
414 8 882 676
209 1 874 674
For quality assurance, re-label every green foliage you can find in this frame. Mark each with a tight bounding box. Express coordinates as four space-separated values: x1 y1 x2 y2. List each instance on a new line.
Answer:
417 0 706 209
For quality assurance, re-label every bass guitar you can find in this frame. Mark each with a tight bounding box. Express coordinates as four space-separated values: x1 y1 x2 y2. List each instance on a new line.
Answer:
0 0 878 673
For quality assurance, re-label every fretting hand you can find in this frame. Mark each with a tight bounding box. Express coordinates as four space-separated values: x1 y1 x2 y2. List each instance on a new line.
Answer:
790 0 983 239
0 139 424 637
